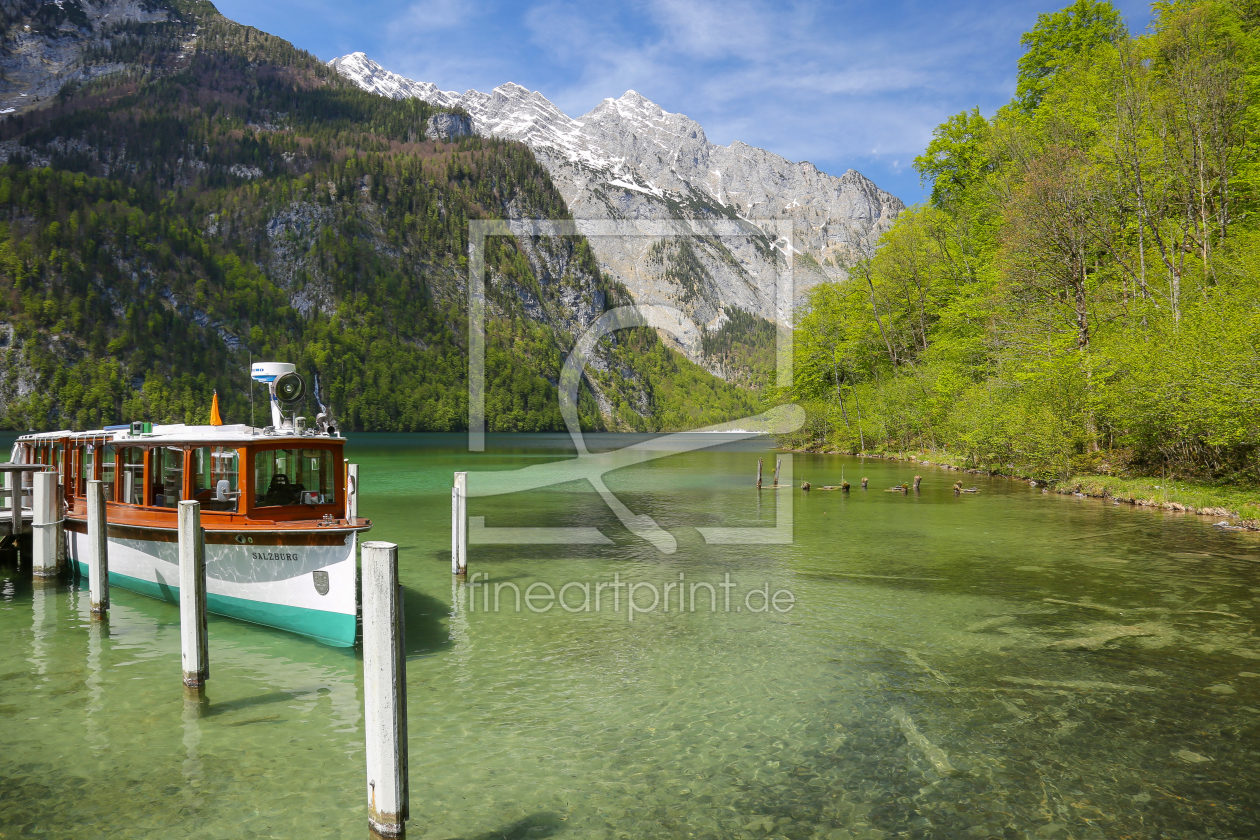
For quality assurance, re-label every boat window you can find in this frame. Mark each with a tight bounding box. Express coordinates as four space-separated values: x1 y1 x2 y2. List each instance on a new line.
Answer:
194 447 240 513
254 448 332 507
119 447 144 505
152 447 185 508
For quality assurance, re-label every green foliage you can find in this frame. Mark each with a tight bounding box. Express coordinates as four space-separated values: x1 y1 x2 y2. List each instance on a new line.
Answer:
596 327 759 431
700 307 777 390
913 108 993 209
647 238 709 301
1017 0 1126 110
785 0 1260 486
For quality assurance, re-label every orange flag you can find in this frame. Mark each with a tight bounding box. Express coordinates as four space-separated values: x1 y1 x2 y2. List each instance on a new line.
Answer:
210 391 224 426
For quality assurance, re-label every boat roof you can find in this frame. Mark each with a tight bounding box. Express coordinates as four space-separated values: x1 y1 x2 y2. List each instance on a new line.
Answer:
17 424 345 446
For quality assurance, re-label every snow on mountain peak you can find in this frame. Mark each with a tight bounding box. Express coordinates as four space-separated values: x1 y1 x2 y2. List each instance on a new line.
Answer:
327 52 461 109
327 50 900 221
328 52 904 335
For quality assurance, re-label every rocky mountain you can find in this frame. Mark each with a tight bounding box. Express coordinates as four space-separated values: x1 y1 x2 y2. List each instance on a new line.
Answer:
0 0 177 115
329 52 904 365
0 0 758 432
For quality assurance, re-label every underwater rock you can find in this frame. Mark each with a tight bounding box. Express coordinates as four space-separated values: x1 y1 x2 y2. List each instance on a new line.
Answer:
889 706 955 776
999 677 1157 692
1173 749 1211 763
1046 625 1153 651
1043 598 1126 614
966 615 1015 633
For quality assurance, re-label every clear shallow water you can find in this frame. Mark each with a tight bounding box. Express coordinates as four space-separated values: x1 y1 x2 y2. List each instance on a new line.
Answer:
3 433 1260 839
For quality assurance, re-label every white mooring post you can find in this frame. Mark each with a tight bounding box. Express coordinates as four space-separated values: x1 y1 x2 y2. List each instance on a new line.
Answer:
178 500 209 690
362 540 409 838
451 472 467 575
31 471 58 578
87 480 109 617
347 462 359 523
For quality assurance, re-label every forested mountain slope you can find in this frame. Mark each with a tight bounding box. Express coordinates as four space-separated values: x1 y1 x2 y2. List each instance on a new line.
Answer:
783 0 1260 485
0 0 757 432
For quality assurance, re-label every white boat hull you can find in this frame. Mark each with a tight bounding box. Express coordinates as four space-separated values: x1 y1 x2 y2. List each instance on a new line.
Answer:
66 524 358 646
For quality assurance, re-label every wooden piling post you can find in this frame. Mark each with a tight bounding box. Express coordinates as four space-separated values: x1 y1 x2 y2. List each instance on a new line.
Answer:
861 477 868 489
31 471 58 578
913 475 922 492
773 458 781 488
87 480 108 618
756 459 763 489
451 472 467 575
362 540 409 838
178 500 208 690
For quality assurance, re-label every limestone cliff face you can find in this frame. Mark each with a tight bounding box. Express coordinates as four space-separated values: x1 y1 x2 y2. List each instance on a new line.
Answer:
0 0 177 116
424 111 472 141
332 52 903 369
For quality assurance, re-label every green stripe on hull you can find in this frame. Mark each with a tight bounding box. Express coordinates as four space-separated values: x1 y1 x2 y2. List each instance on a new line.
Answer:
75 561 357 647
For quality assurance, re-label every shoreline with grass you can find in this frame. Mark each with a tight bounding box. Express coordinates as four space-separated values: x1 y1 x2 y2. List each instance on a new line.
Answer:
783 445 1260 531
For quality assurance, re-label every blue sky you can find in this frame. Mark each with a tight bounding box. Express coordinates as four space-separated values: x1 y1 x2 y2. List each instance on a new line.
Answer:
212 0 1156 204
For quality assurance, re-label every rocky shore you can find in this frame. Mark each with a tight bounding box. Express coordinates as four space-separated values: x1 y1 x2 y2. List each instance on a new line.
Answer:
782 446 1260 531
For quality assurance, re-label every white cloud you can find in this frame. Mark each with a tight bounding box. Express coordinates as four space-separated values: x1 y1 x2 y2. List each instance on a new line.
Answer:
395 0 476 30
644 0 783 60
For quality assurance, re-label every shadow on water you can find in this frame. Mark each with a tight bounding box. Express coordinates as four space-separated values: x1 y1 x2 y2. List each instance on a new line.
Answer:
402 584 455 658
202 690 297 719
453 812 566 840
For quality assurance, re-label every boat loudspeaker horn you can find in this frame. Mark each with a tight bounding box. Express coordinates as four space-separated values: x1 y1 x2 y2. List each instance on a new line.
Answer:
275 371 306 404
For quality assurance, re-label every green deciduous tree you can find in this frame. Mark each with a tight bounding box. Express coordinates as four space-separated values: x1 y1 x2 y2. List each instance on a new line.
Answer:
784 0 1260 485
1017 0 1126 111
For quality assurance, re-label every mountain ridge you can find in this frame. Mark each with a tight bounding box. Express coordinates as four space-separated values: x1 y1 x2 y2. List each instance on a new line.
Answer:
329 53 902 254
329 52 904 369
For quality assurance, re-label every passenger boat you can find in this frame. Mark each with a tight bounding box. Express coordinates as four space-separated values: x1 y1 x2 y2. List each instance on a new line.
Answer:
11 363 370 647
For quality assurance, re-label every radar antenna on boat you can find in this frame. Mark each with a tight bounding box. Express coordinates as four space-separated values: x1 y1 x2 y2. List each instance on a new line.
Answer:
251 362 306 433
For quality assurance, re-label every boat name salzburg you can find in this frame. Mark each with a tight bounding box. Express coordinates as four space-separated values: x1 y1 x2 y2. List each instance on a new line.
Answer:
253 551 303 562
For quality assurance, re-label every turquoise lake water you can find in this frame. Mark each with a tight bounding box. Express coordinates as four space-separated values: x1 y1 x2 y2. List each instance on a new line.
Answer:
2 433 1259 839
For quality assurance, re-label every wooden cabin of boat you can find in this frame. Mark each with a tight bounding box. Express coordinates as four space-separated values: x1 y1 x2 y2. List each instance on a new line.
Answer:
13 423 366 535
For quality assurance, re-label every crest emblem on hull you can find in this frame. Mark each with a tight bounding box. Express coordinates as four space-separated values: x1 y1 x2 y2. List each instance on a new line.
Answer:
312 570 329 596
